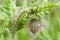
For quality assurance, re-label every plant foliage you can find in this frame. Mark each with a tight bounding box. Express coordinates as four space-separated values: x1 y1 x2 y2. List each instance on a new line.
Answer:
0 0 60 40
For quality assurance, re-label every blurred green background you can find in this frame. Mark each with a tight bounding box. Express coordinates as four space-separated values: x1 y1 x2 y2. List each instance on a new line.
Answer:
0 0 60 40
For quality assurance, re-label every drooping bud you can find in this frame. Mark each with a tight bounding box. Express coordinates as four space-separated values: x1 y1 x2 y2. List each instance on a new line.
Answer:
28 16 42 35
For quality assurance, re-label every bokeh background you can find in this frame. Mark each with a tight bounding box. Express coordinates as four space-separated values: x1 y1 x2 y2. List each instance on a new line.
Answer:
0 0 60 40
